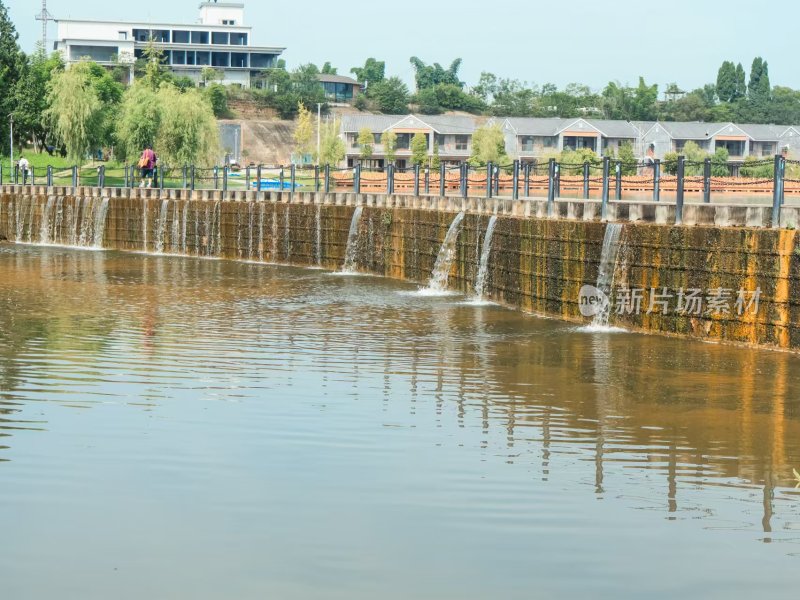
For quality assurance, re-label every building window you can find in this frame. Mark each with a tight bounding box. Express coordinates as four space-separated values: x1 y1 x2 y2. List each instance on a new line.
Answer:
455 135 469 151
186 51 196 66
211 52 230 67
222 19 236 25
250 53 275 68
231 53 248 68
396 134 411 150
172 30 190 44
191 31 209 44
118 31 127 41
521 136 535 152
543 136 556 148
196 51 210 66
172 50 186 65
373 134 382 145
230 32 247 46
212 32 229 45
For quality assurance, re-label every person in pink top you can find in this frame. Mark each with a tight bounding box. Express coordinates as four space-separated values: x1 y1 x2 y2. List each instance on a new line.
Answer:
138 145 157 188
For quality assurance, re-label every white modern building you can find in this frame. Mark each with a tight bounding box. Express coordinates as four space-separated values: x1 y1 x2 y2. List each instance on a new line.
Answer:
54 1 285 88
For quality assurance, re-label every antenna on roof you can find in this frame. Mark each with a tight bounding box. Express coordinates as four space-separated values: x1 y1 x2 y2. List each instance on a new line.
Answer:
35 0 55 52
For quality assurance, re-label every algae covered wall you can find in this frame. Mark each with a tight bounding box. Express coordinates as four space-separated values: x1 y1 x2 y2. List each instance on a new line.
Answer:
1 189 798 351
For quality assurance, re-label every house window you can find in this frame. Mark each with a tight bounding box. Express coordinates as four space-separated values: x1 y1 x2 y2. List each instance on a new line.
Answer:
222 19 236 25
521 136 535 152
191 31 209 44
231 53 248 68
212 32 229 45
543 136 556 148
195 51 210 66
373 134 382 145
455 135 468 151
172 30 190 44
396 134 411 150
172 50 186 65
211 52 230 67
230 33 247 46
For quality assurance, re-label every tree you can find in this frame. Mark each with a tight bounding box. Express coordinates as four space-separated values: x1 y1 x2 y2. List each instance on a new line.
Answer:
141 38 171 90
156 85 220 167
205 83 228 117
351 58 385 90
358 127 373 161
469 124 509 167
711 147 730 177
369 77 409 114
414 83 484 115
734 63 747 100
291 63 325 107
321 62 337 75
748 57 770 100
318 117 345 167
383 130 397 165
0 0 25 148
411 132 428 166
45 61 105 161
201 66 224 86
618 141 637 175
13 47 64 151
430 144 441 170
409 57 463 91
716 61 737 103
116 82 162 161
293 102 315 158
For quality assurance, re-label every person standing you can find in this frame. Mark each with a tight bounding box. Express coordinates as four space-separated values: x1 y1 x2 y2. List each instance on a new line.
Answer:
138 145 157 188
17 155 30 185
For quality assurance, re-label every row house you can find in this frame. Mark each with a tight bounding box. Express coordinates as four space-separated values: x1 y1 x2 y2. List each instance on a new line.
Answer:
341 114 475 169
497 118 644 161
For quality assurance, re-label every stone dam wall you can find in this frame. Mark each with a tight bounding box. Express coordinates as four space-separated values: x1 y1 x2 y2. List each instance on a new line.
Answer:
1 185 799 351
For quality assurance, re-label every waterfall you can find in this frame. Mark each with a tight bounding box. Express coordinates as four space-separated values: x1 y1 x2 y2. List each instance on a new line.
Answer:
91 198 109 248
53 197 64 245
284 204 291 261
154 199 169 253
26 199 36 243
315 204 322 267
77 198 94 246
424 212 465 294
181 200 189 254
65 201 78 246
171 202 181 254
340 206 363 273
473 215 498 302
247 202 256 260
39 196 56 244
14 196 26 241
591 223 624 328
142 198 149 251
271 204 278 261
258 203 265 262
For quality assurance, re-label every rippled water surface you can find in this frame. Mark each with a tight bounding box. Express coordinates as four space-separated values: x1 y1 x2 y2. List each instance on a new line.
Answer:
1 244 799 600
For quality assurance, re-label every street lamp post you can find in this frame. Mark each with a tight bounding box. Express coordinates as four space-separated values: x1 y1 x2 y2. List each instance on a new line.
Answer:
316 103 321 164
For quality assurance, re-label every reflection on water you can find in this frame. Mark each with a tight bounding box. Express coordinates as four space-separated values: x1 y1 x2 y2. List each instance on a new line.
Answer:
0 244 799 599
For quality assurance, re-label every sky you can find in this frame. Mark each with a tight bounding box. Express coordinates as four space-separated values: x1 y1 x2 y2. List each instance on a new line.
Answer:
8 0 798 94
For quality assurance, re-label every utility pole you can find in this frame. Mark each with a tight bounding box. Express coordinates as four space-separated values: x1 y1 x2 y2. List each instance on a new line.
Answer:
316 103 322 164
35 0 55 52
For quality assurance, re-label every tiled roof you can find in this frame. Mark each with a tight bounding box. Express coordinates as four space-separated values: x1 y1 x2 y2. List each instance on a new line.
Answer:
340 114 476 134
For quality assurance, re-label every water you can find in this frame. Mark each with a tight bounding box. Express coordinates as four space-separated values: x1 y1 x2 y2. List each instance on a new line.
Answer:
340 206 363 273
38 196 56 244
592 223 624 328
315 204 323 267
154 200 169 254
0 244 798 599
473 215 498 302
424 211 465 294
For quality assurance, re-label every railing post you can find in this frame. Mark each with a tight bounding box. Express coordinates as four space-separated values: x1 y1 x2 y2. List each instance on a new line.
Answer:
99 165 105 188
182 166 188 189
256 164 262 192
524 162 531 198
601 156 610 221
494 165 500 196
583 161 590 199
0 164 3 185
547 158 556 216
772 154 786 228
71 165 77 188
676 155 685 225
290 163 296 199
703 157 711 204
314 165 320 193
387 164 394 195
511 160 520 200
439 163 446 197
159 166 164 191
463 163 470 199
354 164 361 194
245 165 250 191
414 164 420 196
279 166 284 190
486 162 493 198
653 159 661 202
324 164 331 194
47 165 53 187
222 165 228 191
14 165 19 184
554 162 560 198
213 166 219 189
615 160 622 200
424 166 430 195
190 165 196 191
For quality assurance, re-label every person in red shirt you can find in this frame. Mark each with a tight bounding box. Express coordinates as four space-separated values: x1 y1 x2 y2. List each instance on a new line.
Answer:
139 145 157 188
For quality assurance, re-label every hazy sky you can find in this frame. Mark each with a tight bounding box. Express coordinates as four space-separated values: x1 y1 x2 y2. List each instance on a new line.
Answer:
9 0 797 94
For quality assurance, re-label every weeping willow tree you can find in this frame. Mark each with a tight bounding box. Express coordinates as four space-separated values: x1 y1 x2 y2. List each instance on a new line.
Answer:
116 81 220 167
45 61 104 161
155 85 220 167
